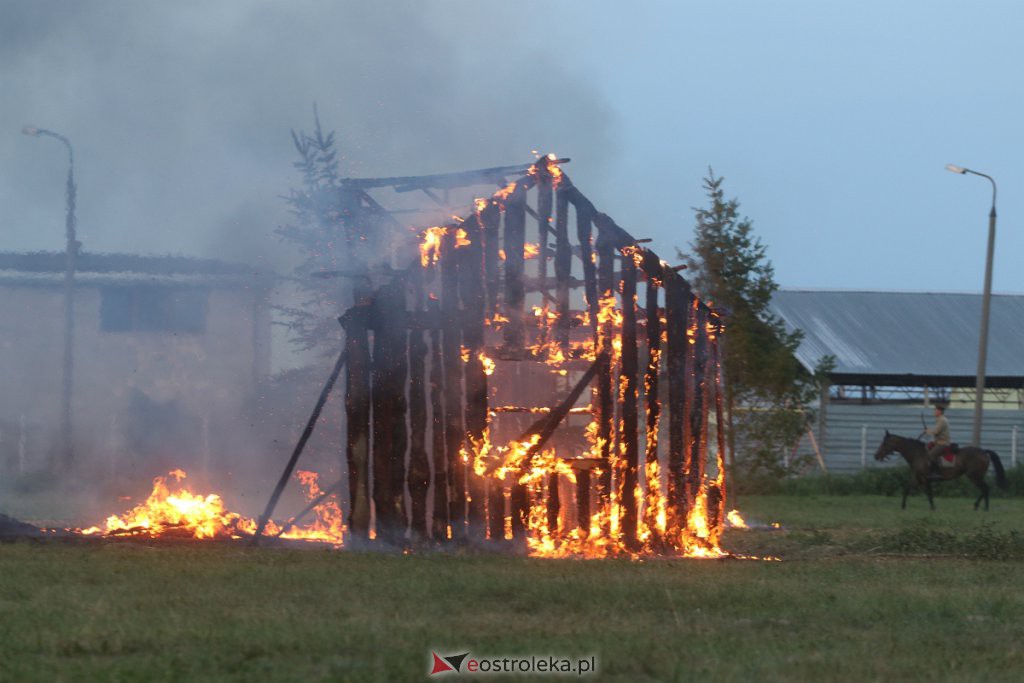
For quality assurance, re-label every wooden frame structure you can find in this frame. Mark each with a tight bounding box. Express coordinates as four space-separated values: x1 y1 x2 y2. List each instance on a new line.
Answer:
255 157 728 556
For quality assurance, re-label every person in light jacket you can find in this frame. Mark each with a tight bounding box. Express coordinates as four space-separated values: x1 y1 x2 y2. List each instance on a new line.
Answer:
926 404 953 469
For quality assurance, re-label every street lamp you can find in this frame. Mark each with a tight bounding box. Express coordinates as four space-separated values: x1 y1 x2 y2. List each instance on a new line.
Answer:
946 163 997 447
23 125 79 468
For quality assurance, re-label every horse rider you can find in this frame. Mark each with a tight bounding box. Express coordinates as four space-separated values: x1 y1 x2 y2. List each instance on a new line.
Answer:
925 404 953 472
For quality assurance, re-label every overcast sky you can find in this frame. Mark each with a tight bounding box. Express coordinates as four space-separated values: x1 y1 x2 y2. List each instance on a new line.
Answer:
3 1 1021 294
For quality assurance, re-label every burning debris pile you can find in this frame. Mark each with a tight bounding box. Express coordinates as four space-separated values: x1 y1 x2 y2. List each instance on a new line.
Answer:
79 469 343 545
247 154 742 559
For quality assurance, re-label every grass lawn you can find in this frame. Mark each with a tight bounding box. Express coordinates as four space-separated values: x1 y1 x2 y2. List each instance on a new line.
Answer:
3 495 1024 682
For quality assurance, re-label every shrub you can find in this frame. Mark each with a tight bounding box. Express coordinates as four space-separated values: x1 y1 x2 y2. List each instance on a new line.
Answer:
735 464 1024 498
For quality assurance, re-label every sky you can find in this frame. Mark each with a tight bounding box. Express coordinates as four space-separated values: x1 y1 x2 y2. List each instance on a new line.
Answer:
3 0 1022 296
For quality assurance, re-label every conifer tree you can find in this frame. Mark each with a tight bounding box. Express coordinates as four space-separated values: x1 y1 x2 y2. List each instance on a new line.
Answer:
682 170 831 484
275 111 349 353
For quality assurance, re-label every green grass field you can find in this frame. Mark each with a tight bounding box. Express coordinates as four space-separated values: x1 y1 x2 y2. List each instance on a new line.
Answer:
3 495 1024 682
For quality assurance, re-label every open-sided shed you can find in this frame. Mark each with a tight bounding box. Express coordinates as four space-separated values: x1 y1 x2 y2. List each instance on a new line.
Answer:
771 289 1024 472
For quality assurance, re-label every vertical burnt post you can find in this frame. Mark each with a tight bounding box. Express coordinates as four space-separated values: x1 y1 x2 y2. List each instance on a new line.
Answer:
460 215 489 543
688 305 710 503
428 297 449 541
503 185 527 352
487 479 505 542
536 164 553 301
642 255 662 542
510 477 529 541
573 196 599 336
547 472 561 536
503 186 529 541
576 468 591 533
594 216 616 519
554 188 572 348
480 199 501 317
478 200 504 542
343 274 372 540
665 274 691 522
370 279 408 546
407 271 430 540
619 252 639 549
711 316 729 524
441 230 466 538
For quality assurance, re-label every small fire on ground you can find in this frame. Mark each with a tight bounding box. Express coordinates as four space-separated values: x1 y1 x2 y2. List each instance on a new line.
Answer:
79 469 344 545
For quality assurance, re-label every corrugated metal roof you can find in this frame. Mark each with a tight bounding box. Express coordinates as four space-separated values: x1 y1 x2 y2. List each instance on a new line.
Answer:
0 251 270 276
770 289 1024 382
0 251 275 289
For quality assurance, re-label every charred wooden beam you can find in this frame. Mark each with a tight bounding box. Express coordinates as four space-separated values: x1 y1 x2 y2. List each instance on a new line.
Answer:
547 472 560 537
554 188 572 348
706 481 722 532
665 276 691 521
688 305 709 504
643 270 662 542
536 165 553 308
370 280 408 546
619 255 639 549
576 469 590 535
510 480 528 541
252 346 348 546
490 405 593 415
428 298 449 541
487 480 505 542
407 272 430 540
502 186 527 351
711 320 728 525
593 215 616 518
274 478 344 538
344 281 372 539
342 162 535 192
480 200 502 317
460 213 488 542
441 231 466 539
572 199 599 337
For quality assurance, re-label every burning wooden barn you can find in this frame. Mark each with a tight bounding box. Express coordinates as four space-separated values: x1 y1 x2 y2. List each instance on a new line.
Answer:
256 155 730 558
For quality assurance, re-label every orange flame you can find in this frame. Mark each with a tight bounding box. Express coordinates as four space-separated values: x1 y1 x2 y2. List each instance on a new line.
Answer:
419 226 470 268
726 509 748 529
419 226 446 268
84 470 344 544
479 351 495 376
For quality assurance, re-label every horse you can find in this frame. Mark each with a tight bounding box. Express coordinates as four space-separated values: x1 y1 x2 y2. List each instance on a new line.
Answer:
873 430 1008 510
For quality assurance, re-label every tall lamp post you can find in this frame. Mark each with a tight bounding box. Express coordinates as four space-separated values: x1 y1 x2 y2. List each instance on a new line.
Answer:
946 163 997 447
23 126 79 468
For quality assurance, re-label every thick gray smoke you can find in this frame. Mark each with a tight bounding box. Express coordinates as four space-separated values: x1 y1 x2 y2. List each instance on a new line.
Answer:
0 1 617 265
0 1 618 525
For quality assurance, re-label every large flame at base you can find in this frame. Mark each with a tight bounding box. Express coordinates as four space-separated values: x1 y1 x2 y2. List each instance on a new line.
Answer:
518 473 734 560
80 469 344 545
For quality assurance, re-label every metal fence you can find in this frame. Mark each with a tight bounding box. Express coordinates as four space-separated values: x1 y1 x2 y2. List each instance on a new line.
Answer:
805 403 1023 473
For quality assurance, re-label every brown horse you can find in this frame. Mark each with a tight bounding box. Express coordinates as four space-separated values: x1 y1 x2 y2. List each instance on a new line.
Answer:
873 431 1008 510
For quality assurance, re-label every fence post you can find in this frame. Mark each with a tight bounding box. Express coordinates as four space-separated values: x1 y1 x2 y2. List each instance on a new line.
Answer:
861 425 868 470
1012 425 1018 468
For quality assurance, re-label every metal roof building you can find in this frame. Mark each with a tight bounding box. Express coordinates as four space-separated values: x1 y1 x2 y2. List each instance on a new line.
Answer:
769 289 1024 472
770 289 1024 389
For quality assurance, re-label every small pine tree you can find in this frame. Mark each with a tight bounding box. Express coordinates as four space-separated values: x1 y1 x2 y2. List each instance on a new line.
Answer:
275 110 350 354
682 170 831 485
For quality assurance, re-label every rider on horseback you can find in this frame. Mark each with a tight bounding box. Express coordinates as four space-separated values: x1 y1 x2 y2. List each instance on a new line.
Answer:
925 404 954 473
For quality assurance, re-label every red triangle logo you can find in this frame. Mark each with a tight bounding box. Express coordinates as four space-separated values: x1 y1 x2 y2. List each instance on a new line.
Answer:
430 651 455 675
